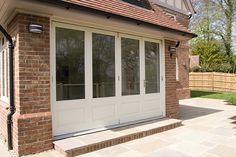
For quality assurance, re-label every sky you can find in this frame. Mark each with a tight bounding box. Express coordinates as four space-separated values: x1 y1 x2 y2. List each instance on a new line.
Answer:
233 22 236 53
233 22 236 36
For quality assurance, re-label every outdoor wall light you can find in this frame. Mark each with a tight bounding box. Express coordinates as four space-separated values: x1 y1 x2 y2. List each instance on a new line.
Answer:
28 24 43 34
169 41 180 58
188 12 193 19
169 46 176 57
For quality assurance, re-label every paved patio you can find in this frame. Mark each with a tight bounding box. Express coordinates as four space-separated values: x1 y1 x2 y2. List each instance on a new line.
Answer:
1 98 236 157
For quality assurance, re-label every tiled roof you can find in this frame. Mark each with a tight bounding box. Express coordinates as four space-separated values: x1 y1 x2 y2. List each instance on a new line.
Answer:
62 0 191 34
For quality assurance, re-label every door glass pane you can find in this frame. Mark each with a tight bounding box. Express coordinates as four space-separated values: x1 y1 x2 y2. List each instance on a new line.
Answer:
121 37 140 95
56 27 85 101
92 33 115 98
145 41 160 93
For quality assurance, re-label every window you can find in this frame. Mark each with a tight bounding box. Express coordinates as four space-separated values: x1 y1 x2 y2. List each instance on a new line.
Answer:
0 36 9 102
176 57 179 81
56 27 85 101
122 0 152 10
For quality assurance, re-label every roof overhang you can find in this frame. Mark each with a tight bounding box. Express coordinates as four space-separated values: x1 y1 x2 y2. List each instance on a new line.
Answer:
0 0 197 40
36 0 197 39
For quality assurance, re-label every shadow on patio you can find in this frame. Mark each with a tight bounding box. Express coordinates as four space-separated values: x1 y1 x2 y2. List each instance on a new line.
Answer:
179 104 223 120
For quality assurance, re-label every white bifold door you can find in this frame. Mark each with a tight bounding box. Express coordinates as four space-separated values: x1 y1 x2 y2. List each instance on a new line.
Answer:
52 22 163 137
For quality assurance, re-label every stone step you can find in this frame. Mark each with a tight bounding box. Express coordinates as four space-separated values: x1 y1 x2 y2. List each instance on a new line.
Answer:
54 118 182 157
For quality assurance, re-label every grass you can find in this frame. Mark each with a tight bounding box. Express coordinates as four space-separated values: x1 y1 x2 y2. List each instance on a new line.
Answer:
191 90 236 105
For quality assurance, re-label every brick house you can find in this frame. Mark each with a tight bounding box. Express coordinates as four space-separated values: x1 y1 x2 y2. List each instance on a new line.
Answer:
0 0 196 156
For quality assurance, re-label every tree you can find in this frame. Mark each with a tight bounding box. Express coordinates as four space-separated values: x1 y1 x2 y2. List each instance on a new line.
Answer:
191 39 233 72
190 0 236 73
192 39 228 65
214 0 236 56
191 0 236 56
190 0 218 41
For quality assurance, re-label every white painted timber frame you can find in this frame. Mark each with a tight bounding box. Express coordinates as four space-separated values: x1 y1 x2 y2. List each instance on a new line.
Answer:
50 20 166 137
0 36 9 103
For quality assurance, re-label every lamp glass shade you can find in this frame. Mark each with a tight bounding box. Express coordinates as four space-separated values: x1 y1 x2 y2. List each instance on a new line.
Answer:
29 24 43 33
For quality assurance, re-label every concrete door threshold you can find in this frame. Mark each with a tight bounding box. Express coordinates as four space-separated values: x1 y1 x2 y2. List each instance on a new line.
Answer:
54 118 182 157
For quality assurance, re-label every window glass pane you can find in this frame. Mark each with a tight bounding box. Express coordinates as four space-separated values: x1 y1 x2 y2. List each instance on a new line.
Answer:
122 0 151 9
145 41 160 93
2 50 5 96
176 58 179 81
92 33 115 98
121 37 140 95
6 49 8 97
56 27 85 101
0 52 1 97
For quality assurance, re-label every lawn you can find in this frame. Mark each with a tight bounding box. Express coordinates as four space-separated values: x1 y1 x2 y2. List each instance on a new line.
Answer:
191 90 236 105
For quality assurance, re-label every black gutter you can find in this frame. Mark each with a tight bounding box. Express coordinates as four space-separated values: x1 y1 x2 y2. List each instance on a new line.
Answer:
0 25 15 150
36 0 197 38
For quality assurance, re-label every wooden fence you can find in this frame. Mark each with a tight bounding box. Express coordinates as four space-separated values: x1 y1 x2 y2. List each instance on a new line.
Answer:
189 72 236 92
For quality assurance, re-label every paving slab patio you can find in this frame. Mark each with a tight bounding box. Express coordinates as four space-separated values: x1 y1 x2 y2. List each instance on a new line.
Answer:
77 98 236 157
0 139 12 157
2 98 236 157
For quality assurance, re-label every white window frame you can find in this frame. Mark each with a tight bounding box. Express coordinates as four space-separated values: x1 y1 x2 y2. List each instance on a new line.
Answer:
0 36 9 103
176 57 179 81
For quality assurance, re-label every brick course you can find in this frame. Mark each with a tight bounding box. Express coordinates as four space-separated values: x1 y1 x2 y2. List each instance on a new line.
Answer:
176 41 191 99
165 40 180 118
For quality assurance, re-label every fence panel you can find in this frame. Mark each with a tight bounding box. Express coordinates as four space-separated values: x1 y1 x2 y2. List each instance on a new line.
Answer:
189 72 236 92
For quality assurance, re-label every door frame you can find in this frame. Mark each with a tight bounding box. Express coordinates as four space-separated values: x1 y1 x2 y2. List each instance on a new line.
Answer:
50 20 166 137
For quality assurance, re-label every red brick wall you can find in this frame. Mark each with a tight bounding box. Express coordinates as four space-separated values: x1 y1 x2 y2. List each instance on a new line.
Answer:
165 40 179 119
7 13 52 156
153 4 191 100
176 41 190 99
